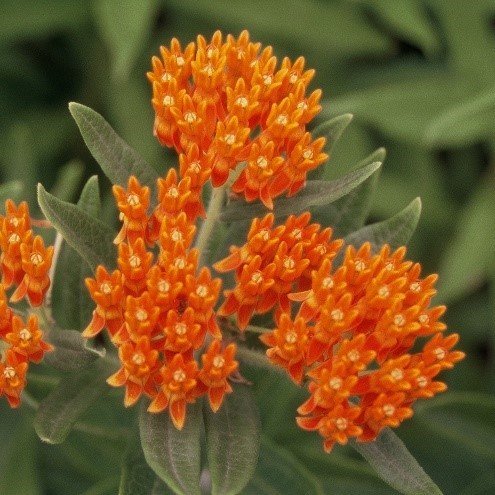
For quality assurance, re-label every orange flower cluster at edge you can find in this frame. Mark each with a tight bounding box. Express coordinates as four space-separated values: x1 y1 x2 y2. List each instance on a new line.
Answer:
148 30 326 210
216 213 464 452
0 200 53 407
84 176 238 429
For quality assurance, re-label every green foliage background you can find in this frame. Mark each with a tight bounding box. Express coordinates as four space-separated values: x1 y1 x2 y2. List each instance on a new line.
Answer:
0 1 494 494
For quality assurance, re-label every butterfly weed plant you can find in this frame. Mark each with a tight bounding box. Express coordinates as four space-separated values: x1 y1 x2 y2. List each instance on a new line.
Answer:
0 31 464 495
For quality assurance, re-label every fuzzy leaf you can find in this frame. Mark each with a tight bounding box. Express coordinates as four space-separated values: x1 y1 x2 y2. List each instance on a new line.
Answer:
314 113 354 154
34 361 111 444
345 197 421 250
221 161 381 222
44 329 105 372
139 401 202 495
49 160 84 203
352 428 443 495
204 384 261 495
37 183 116 269
68 102 159 196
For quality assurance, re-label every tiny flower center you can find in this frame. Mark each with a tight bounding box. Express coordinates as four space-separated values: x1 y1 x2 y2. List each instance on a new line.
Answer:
174 257 186 269
162 95 175 107
289 73 298 84
9 217 19 227
291 228 302 240
132 353 145 365
393 314 406 327
129 255 141 268
189 161 201 173
417 376 428 388
434 347 446 360
297 101 308 111
383 404 395 417
30 253 43 266
3 366 16 379
196 285 208 297
335 417 348 431
256 156 268 169
224 133 236 145
173 369 186 383
378 286 390 298
8 233 20 244
390 368 404 381
259 229 270 241
285 331 297 344
315 243 326 254
251 271 263 284
262 74 273 85
19 328 32 341
168 186 179 198
235 96 248 108
175 323 187 336
322 276 334 289
329 377 343 390
409 282 421 293
283 256 295 270
276 114 288 126
135 309 148 322
354 260 366 272
347 350 360 362
385 262 394 271
176 55 185 66
158 280 170 293
171 229 183 242
418 314 429 324
213 355 225 368
127 194 140 206
161 72 172 82
184 111 197 123
302 148 313 160
100 282 112 294
331 309 344 321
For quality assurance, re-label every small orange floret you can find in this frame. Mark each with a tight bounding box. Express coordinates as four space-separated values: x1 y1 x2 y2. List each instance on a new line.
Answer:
0 350 28 408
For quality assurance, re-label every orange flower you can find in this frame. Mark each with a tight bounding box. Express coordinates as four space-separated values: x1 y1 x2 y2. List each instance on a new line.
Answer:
0 350 28 408
198 340 238 412
11 235 53 306
159 212 196 251
162 307 203 355
6 314 53 363
118 238 153 295
148 354 199 429
0 286 13 339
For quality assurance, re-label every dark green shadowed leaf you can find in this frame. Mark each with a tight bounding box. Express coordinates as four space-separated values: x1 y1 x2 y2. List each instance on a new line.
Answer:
0 181 24 210
49 160 85 203
314 147 385 236
313 113 354 155
52 175 102 330
34 361 112 444
345 197 421 250
139 401 202 495
204 384 261 495
243 436 324 495
221 161 381 222
37 183 116 270
68 102 160 197
44 329 105 373
352 428 443 495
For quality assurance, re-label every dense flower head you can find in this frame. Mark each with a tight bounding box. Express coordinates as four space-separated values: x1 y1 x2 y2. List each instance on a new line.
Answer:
84 175 238 428
0 200 53 408
148 30 327 210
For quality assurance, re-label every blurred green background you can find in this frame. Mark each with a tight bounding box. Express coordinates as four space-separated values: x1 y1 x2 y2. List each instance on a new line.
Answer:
1 0 494 494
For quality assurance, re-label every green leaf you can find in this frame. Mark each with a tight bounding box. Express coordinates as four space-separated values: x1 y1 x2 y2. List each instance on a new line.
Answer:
44 329 105 373
437 178 495 303
139 401 202 495
425 85 495 147
220 161 381 222
313 113 353 155
37 183 116 270
34 361 111 444
345 197 421 250
50 160 85 203
204 384 261 495
68 102 160 196
352 428 443 495
92 0 159 80
52 176 103 329
314 147 384 236
0 181 24 210
243 436 324 495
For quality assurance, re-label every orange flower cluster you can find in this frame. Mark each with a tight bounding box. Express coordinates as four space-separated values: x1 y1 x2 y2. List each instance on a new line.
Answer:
0 200 53 407
148 31 327 209
217 215 464 452
84 176 238 429
215 212 343 329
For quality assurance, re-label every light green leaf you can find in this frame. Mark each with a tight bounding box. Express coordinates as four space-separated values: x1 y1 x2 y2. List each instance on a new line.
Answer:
68 102 159 197
314 147 385 236
352 428 443 495
313 113 353 155
139 401 202 495
221 161 381 222
204 385 261 495
345 197 421 250
50 160 85 203
37 183 116 270
437 178 495 303
92 0 158 80
34 361 111 444
425 86 495 147
44 329 105 373
52 176 102 330
243 436 324 495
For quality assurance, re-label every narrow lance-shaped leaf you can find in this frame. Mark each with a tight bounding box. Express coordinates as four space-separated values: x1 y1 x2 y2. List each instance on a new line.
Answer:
34 361 112 444
139 401 203 495
49 159 84 203
37 183 116 270
204 384 261 495
68 102 159 199
345 197 422 250
221 161 381 222
352 428 443 495
313 113 354 155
